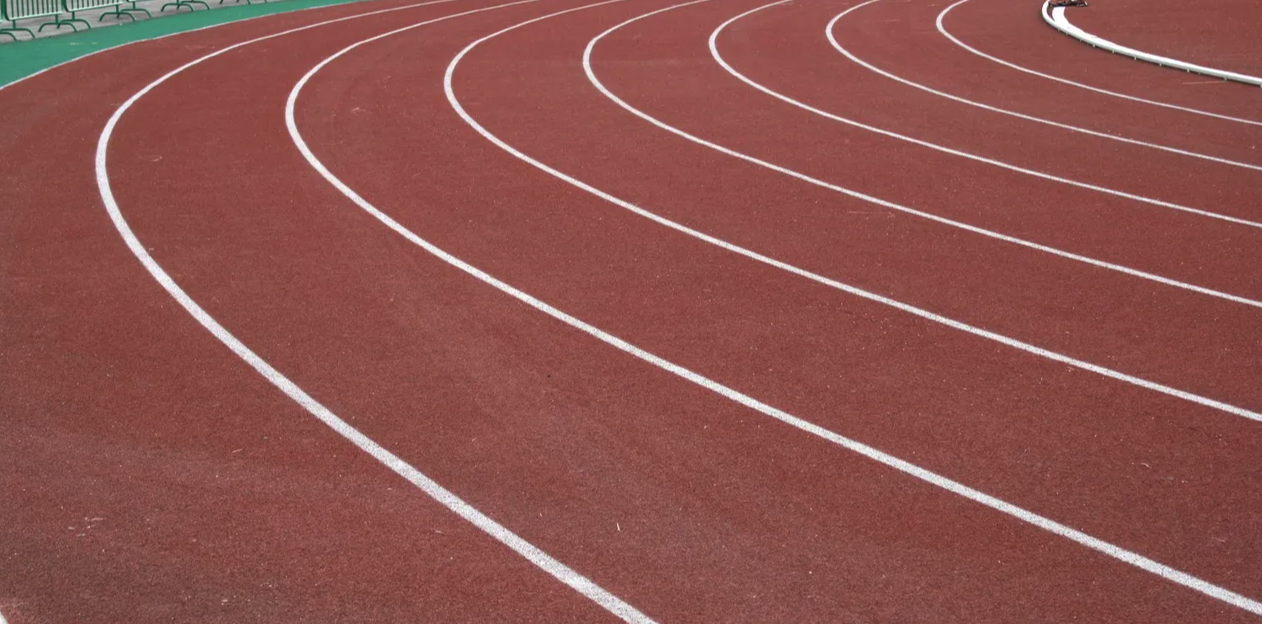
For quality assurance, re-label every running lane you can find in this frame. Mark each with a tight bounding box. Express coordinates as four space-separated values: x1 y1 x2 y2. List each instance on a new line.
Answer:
713 0 1262 232
91 1 1011 622
581 0 1262 404
46 0 1225 621
0 2 636 622
1068 0 1262 78
944 0 1262 121
829 0 1262 166
295 0 1262 619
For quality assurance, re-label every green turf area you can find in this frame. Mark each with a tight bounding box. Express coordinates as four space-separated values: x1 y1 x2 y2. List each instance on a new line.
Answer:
0 0 376 87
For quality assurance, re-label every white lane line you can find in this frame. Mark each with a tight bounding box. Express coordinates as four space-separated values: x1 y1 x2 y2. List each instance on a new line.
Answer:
0 607 7 624
936 0 1262 127
290 1 1262 615
583 0 1262 309
501 0 1262 418
713 3 1262 231
1045 2 1262 88
827 0 1262 173
95 2 658 622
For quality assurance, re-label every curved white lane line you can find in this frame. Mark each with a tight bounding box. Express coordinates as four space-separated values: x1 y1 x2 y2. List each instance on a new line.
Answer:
936 0 1262 127
292 1 1262 615
713 3 1262 231
556 3 1261 417
828 0 1262 173
95 2 657 622
580 0 1262 310
1045 2 1262 88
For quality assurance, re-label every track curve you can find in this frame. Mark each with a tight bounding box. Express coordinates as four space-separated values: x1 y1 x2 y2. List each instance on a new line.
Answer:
829 0 1262 171
4 0 1262 621
939 0 1262 127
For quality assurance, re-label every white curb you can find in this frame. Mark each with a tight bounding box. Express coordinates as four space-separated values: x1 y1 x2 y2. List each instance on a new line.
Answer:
1041 1 1262 88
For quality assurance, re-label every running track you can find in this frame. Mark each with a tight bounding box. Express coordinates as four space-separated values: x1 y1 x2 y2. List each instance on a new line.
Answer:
2 0 1260 621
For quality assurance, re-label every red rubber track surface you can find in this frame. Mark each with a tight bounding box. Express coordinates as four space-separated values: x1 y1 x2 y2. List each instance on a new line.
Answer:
643 1 1262 399
1068 0 1262 77
2 0 1260 621
1 3 631 622
829 0 1262 168
944 0 1262 121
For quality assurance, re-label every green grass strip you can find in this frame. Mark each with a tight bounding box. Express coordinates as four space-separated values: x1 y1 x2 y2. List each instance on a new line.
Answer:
0 0 375 87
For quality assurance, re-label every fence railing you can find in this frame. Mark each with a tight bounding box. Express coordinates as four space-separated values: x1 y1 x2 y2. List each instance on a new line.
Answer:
160 0 207 14
2 0 61 38
1 0 157 39
63 0 134 25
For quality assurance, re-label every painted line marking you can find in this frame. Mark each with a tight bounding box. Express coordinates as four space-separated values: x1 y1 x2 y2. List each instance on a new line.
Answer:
828 0 1262 172
712 2 1262 230
94 1 657 621
1046 2 1262 88
289 0 1262 615
510 0 1262 419
581 1 1262 306
710 2 1262 233
936 0 1262 127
